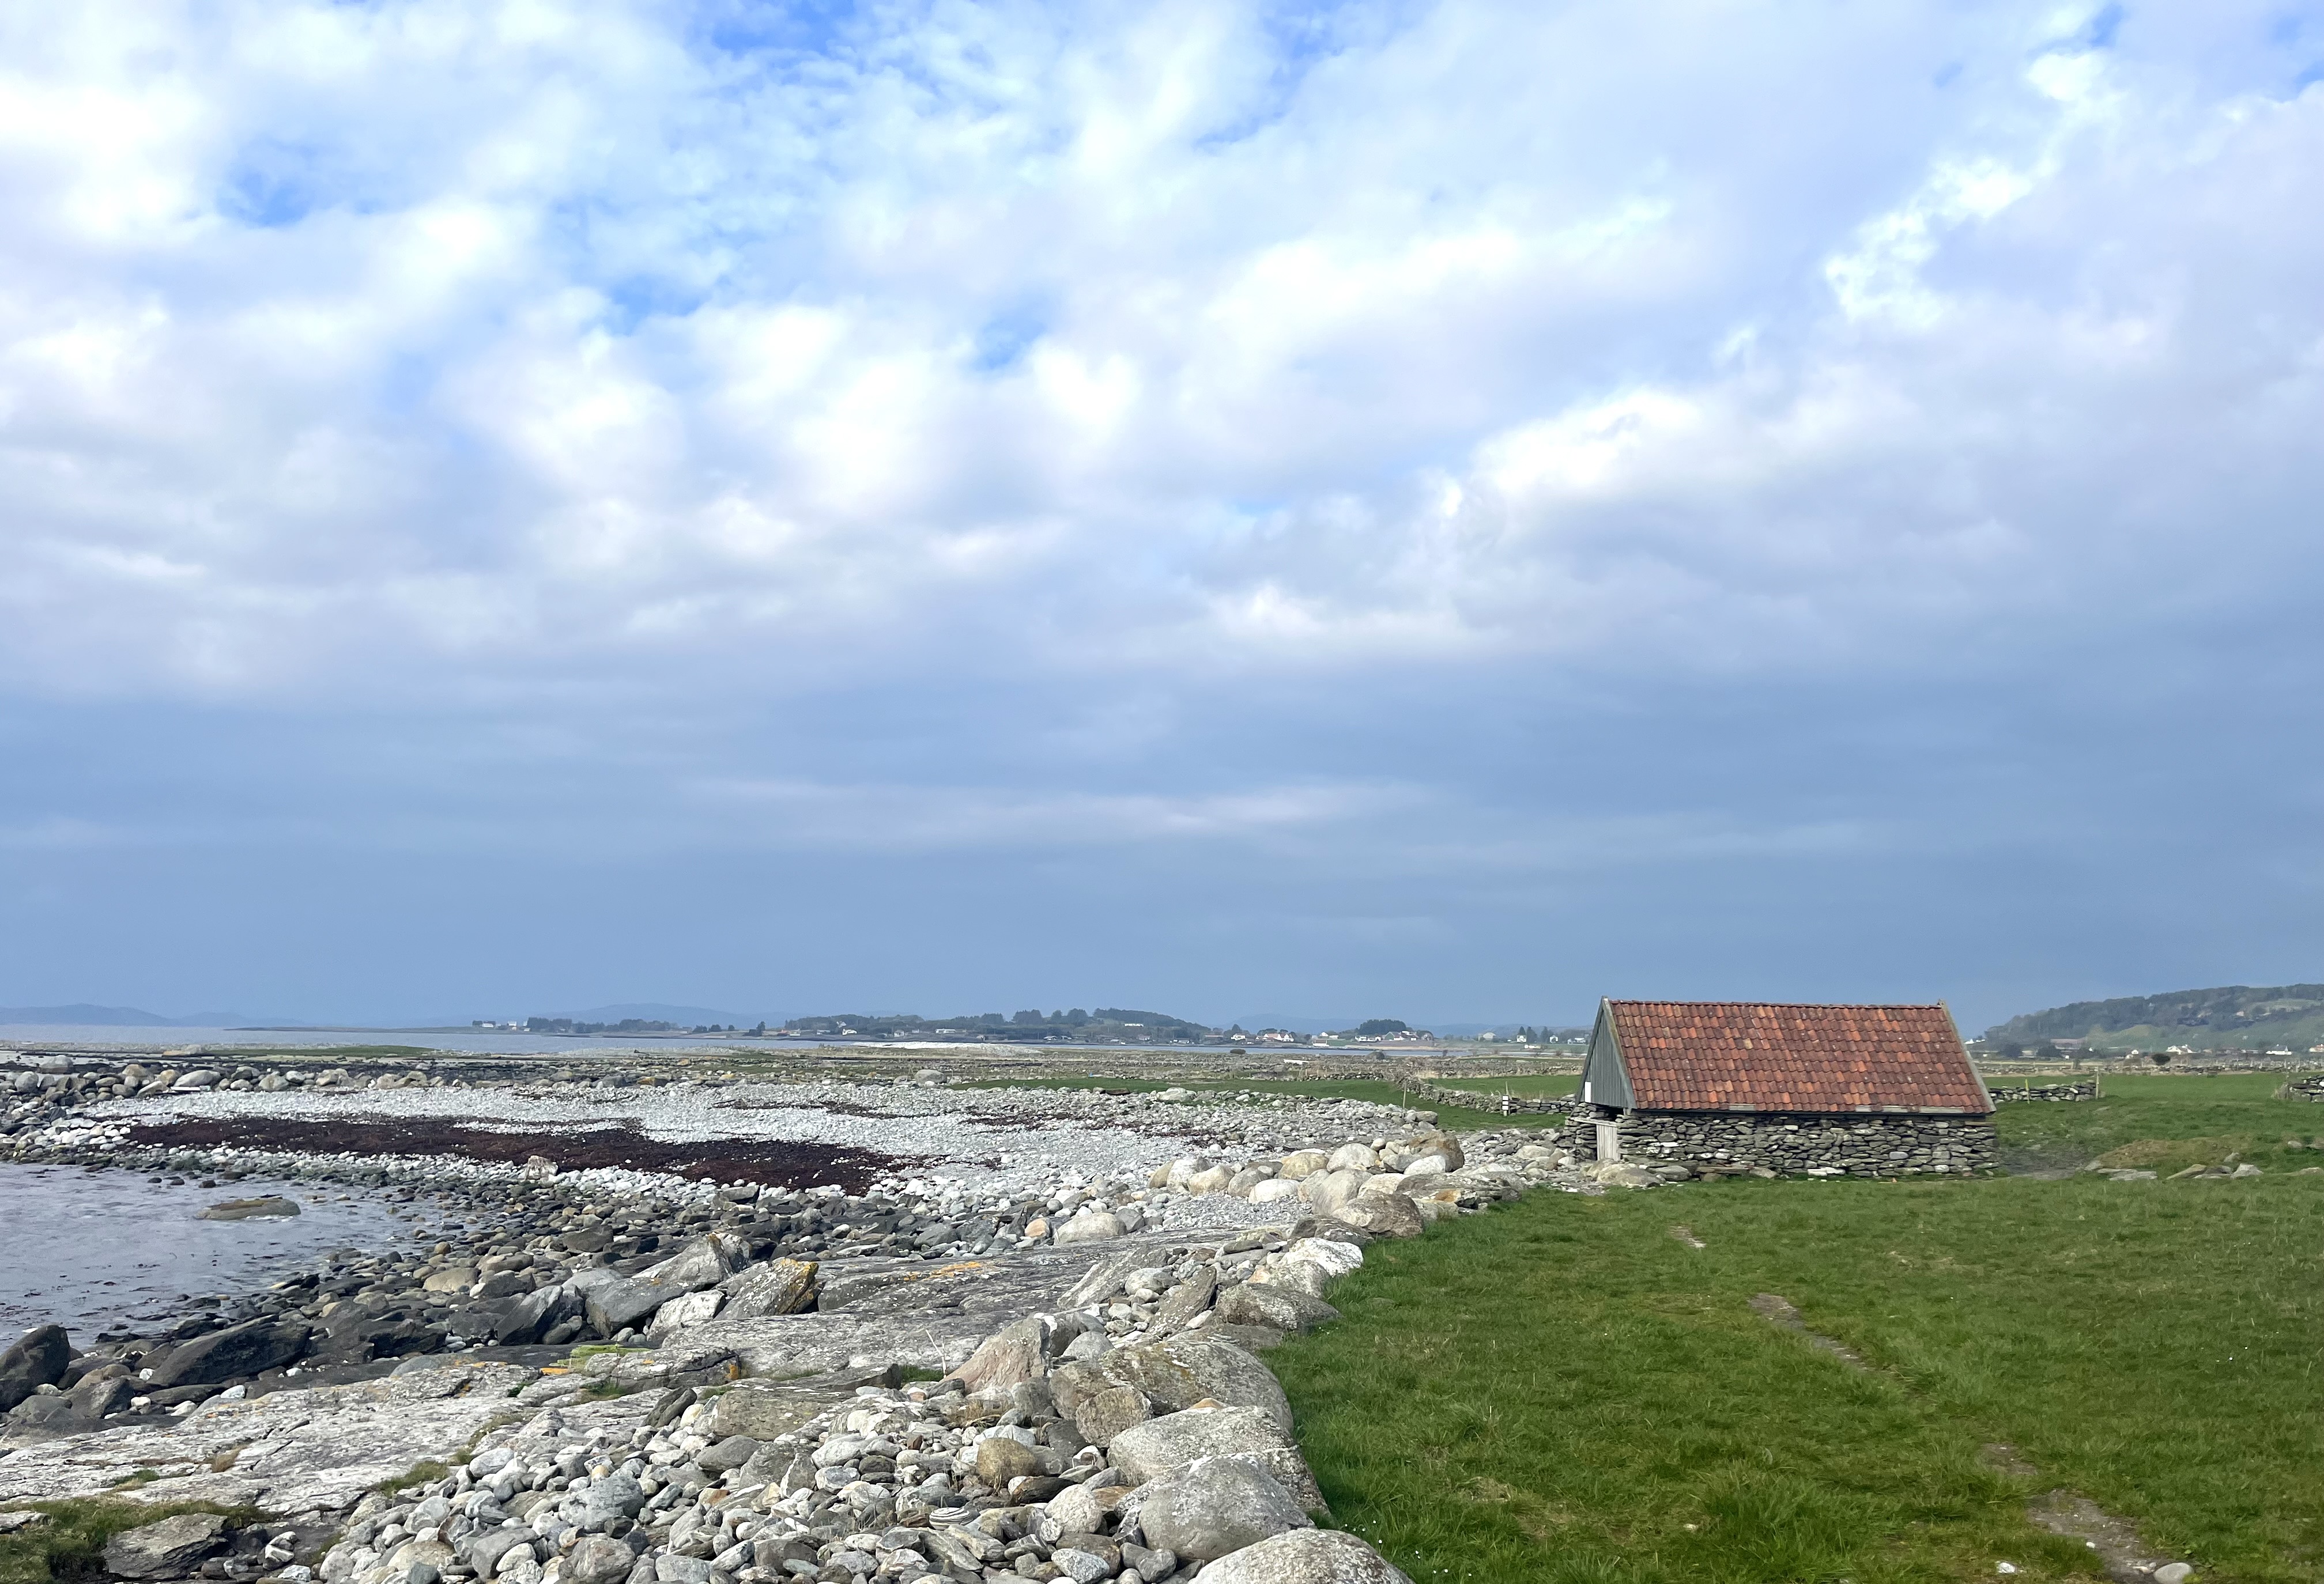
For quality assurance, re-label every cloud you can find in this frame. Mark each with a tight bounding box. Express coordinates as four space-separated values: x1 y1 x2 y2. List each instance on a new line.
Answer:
5 0 2324 1022
0 0 2314 711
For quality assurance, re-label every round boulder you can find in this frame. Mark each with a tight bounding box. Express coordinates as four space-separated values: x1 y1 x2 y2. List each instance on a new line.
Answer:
1195 1528 1415 1583
1138 1456 1313 1561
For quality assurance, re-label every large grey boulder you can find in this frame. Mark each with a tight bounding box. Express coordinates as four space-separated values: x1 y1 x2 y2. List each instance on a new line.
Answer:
1137 1457 1314 1561
565 1534 637 1584
640 1237 740 1294
1054 1211 1125 1246
575 1273 681 1336
473 1286 574 1346
148 1319 311 1388
718 1259 817 1320
651 1291 725 1333
1072 1385 1151 1447
1214 1284 1340 1334
0 1326 70 1413
1108 1407 1296 1485
103 1513 232 1579
954 1315 1051 1395
1304 1170 1367 1218
463 1529 536 1575
1331 1193 1425 1239
6 1373 134 1438
695 1435 758 1475
558 1470 645 1531
1194 1528 1413 1583
1149 1268 1217 1336
1052 1334 1292 1433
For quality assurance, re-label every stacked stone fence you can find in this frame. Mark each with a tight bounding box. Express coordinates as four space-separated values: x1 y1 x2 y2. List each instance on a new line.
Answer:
2284 1075 2324 1101
1567 1104 1995 1178
1987 1079 2100 1102
1404 1078 1569 1116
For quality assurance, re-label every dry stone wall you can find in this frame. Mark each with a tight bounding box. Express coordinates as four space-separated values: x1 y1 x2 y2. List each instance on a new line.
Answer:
1987 1080 2100 1103
1403 1080 1565 1117
1567 1105 1995 1178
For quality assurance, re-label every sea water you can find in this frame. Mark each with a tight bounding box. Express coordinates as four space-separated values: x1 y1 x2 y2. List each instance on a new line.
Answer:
0 1163 435 1339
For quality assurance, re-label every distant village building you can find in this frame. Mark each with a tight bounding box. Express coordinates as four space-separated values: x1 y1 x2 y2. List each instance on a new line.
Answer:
1573 1000 1996 1177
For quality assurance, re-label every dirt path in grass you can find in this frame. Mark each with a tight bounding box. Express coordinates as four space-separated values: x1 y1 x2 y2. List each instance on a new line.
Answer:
1751 1294 2189 1584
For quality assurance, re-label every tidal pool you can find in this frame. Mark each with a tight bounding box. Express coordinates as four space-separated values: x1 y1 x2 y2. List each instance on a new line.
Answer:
0 1162 438 1339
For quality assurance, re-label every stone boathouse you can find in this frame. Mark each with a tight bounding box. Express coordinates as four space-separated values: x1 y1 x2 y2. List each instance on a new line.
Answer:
1570 1000 1997 1178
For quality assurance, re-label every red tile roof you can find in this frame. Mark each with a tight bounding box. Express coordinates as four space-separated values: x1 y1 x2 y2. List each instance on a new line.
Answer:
1604 1001 1991 1114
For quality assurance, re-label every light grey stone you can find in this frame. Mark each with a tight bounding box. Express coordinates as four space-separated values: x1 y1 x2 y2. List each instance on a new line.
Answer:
1304 1170 1367 1217
1331 1193 1425 1239
695 1436 758 1475
1137 1456 1313 1561
1072 1385 1150 1447
1107 1408 1295 1485
651 1290 725 1333
1051 1548 1110 1583
1214 1284 1340 1335
954 1317 1050 1395
1059 1333 1292 1433
640 1237 741 1294
104 1513 232 1579
564 1536 636 1584
1193 1527 1414 1583
716 1260 817 1320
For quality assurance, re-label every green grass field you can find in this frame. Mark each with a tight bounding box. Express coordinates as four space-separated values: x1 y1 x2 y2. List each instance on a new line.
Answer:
1274 1164 2324 1584
1990 1073 2324 1174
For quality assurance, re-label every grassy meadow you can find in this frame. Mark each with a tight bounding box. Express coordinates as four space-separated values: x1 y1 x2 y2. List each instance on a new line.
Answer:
1274 1117 2324 1584
1988 1072 2324 1174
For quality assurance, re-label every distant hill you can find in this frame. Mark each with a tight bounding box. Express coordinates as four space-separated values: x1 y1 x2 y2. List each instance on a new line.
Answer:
0 1003 258 1027
1985 984 2324 1053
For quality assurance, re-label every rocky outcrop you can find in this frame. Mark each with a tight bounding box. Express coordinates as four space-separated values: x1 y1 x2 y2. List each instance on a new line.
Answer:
103 1512 232 1579
0 1324 70 1413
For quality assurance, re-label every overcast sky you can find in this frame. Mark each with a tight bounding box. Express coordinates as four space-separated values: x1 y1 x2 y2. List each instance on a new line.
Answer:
3 0 2322 1031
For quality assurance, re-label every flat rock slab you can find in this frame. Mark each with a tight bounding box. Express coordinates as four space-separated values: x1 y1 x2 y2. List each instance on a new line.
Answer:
199 1197 301 1220
665 1241 1190 1377
1746 1294 1869 1370
0 1360 538 1514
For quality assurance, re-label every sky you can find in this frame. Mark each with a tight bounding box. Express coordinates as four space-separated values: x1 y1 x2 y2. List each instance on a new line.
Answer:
3 0 2323 1033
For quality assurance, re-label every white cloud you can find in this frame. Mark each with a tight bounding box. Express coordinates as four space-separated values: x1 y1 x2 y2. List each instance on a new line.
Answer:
0 0 2318 712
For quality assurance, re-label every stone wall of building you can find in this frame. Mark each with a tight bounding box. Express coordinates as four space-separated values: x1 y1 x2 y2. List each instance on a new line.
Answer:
1566 1104 1995 1177
1987 1079 2100 1103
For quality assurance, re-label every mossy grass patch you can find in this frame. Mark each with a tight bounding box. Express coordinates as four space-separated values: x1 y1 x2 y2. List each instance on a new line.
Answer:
0 1500 250 1584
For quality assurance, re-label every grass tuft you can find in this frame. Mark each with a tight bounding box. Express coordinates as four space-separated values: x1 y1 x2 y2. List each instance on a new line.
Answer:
0 1500 247 1584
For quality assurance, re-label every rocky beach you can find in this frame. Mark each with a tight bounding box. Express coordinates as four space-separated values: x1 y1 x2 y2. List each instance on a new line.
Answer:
2 1044 1637 1584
